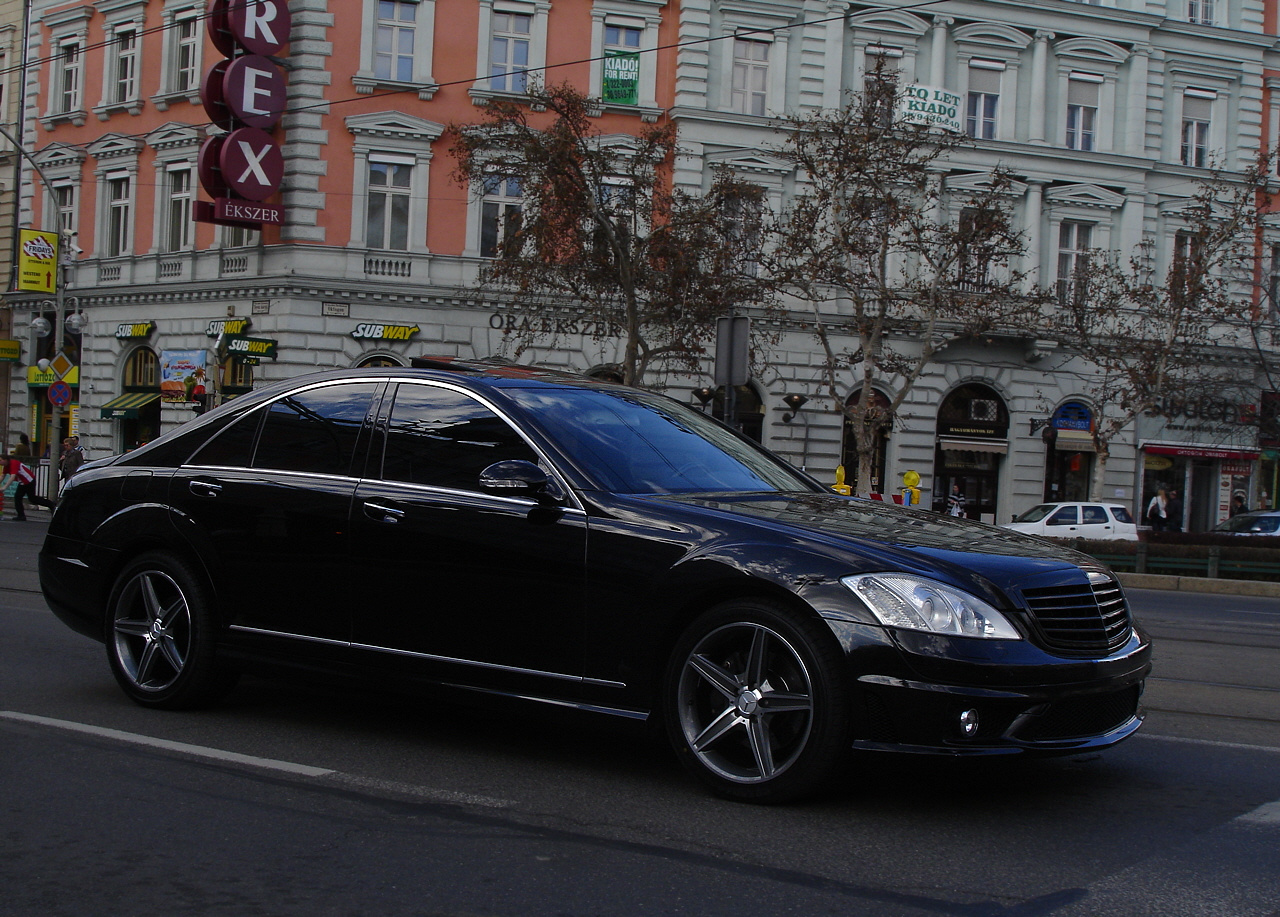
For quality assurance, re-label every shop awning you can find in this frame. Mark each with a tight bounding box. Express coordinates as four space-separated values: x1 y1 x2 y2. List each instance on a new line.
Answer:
99 391 162 419
1055 430 1096 452
1142 443 1258 461
937 437 1008 454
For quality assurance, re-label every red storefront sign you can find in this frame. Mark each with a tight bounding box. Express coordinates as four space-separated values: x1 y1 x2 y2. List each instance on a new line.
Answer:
1143 444 1259 462
196 0 290 228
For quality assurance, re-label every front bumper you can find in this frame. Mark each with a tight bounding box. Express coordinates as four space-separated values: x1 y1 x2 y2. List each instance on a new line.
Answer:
828 619 1152 756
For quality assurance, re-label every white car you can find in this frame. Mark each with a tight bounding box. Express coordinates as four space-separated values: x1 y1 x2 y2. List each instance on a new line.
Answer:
1002 502 1139 541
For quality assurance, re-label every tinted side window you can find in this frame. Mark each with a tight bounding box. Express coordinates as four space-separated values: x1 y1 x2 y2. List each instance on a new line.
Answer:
379 384 538 490
252 383 380 475
188 409 263 468
1048 506 1078 525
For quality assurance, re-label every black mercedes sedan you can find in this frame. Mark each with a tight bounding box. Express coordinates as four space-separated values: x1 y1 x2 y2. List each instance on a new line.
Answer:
41 360 1150 802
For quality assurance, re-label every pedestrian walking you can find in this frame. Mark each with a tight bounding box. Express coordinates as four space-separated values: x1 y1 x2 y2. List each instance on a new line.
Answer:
60 435 86 480
947 484 967 518
1146 488 1168 532
1 454 55 521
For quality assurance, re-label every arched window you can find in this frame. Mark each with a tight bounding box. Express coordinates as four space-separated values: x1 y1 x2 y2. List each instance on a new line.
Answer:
357 354 404 368
123 347 157 389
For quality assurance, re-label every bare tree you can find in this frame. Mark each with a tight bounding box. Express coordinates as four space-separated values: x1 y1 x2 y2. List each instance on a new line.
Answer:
1049 154 1274 500
449 84 772 386
767 75 1042 495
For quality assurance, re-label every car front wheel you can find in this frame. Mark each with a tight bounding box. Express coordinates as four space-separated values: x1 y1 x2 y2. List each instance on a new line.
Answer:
664 598 852 803
105 552 237 709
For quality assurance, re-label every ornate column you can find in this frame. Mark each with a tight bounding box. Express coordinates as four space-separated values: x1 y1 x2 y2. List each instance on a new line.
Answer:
1029 31 1054 145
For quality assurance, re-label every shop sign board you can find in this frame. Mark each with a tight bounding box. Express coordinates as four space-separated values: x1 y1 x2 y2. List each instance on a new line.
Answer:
196 0 289 228
351 323 420 341
115 321 156 339
207 318 250 337
17 230 58 293
0 339 21 362
225 335 279 359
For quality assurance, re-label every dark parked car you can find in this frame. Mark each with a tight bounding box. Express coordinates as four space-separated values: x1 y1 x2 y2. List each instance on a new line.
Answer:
41 360 1151 802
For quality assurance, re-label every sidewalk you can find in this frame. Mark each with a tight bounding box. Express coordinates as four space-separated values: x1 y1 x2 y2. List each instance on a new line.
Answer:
0 511 50 595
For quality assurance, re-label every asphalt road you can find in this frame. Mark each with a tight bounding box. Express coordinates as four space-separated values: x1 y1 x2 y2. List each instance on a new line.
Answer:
2 516 1278 916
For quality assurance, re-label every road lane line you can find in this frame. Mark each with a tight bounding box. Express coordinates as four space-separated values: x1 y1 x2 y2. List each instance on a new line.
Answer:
1135 732 1280 754
0 710 514 809
1 710 336 776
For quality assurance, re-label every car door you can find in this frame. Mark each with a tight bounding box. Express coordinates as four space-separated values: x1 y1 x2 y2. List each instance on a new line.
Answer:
1043 504 1080 534
167 380 382 643
349 381 587 689
1078 504 1115 538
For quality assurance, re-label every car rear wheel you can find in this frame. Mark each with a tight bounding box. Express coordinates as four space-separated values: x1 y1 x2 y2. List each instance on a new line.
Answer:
105 552 238 709
664 598 852 803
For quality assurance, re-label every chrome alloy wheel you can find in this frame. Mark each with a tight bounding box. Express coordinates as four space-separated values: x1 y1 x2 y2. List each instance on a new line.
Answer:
111 569 194 693
675 622 815 784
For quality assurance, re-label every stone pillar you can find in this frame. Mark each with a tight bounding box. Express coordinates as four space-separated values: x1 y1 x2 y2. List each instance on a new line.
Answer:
1029 31 1054 145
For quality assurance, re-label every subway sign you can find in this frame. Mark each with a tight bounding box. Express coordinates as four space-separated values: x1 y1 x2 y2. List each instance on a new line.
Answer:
115 321 156 339
351 323 420 341
224 334 278 359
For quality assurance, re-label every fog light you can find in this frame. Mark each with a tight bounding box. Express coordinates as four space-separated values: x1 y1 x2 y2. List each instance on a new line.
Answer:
959 709 980 737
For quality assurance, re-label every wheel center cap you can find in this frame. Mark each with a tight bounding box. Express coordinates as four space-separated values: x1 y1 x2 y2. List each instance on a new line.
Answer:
151 620 164 638
736 689 761 716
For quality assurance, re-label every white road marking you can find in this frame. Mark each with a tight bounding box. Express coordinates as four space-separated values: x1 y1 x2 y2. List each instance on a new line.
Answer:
0 710 513 808
1135 733 1280 754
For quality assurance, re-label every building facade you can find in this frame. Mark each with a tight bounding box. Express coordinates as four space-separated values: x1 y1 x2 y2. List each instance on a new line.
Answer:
5 0 1279 528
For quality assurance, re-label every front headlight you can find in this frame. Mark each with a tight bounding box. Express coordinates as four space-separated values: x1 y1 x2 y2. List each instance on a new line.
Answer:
841 573 1022 640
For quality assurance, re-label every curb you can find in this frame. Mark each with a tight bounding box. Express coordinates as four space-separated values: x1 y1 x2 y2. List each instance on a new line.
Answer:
1116 571 1280 598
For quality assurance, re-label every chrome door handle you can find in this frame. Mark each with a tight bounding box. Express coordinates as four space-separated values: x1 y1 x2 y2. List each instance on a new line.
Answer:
189 481 222 497
364 501 405 524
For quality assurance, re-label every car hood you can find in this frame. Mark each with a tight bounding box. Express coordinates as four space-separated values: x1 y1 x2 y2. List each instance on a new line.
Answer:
648 491 1098 594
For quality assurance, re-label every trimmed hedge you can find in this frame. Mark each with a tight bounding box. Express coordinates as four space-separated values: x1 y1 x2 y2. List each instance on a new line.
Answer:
1046 535 1280 582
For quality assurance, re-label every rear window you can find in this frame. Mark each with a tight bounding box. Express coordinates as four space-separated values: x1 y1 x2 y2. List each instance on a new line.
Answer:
1110 507 1134 524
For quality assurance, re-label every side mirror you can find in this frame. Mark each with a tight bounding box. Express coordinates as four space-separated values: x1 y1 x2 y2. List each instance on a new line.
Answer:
479 460 556 503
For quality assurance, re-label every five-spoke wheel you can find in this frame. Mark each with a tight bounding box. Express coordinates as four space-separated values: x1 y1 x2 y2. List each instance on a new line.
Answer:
665 599 851 803
106 553 237 708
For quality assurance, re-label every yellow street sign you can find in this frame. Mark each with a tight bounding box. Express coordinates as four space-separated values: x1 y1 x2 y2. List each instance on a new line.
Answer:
17 230 58 293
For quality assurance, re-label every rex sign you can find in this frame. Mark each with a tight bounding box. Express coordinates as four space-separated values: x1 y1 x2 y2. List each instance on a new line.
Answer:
195 0 290 227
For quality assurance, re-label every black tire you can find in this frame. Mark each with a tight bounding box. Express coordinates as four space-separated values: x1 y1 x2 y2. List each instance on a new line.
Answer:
105 552 239 709
663 598 852 803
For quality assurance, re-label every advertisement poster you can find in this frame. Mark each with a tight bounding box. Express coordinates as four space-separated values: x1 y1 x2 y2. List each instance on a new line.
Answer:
602 50 640 105
159 350 209 403
17 230 58 293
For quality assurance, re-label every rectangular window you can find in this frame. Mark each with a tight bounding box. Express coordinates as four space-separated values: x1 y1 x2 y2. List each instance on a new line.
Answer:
1066 78 1099 151
165 167 193 252
957 208 992 290
1270 244 1280 317
602 24 641 105
1187 0 1214 24
367 159 413 250
1057 221 1093 304
224 224 259 248
731 39 769 116
55 184 77 236
966 65 1000 140
723 187 764 278
864 50 900 126
1172 230 1203 300
480 174 521 258
491 11 532 93
113 28 138 103
107 176 132 257
1181 93 1212 167
174 16 200 92
375 0 417 82
57 41 82 113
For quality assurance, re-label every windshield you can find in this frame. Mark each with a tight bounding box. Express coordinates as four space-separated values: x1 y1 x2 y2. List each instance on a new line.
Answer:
1013 504 1055 523
506 387 820 495
1216 513 1280 534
